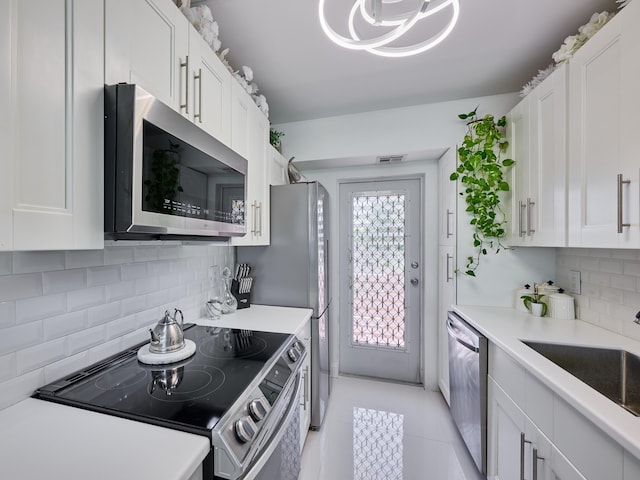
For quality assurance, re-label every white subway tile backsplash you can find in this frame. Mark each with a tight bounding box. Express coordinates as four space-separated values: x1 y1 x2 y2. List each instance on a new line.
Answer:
105 280 136 302
15 293 67 325
135 276 158 295
65 250 104 269
16 338 67 375
43 269 87 294
0 252 12 275
44 351 90 384
557 248 640 337
87 302 121 327
104 246 135 265
0 301 16 328
67 325 106 355
0 322 43 356
67 286 106 312
0 369 45 410
106 315 136 340
0 244 232 410
0 354 16 382
134 246 159 262
120 295 148 316
87 265 120 286
121 262 148 281
43 311 87 340
13 251 65 274
0 273 43 302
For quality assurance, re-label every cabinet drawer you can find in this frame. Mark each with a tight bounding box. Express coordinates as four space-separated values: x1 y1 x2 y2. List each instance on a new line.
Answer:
489 344 526 407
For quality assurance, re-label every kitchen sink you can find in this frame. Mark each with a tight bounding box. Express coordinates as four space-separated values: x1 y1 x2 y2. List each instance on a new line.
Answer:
522 341 640 416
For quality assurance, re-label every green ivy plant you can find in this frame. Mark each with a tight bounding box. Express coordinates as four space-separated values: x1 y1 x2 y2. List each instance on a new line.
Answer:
269 129 285 151
450 107 514 277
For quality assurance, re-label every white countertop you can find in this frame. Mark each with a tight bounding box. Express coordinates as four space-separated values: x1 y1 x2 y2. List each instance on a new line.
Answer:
0 305 312 480
453 304 640 460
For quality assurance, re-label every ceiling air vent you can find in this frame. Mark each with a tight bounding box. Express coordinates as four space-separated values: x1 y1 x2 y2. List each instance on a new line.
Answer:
377 154 406 164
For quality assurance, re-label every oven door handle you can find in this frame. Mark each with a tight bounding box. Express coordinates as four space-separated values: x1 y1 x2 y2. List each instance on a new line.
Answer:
240 370 303 480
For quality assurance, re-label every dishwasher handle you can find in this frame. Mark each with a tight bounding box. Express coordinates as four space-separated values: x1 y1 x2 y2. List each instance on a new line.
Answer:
447 318 480 353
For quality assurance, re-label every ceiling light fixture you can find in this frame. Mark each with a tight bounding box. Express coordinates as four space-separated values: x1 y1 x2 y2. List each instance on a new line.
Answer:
318 0 460 58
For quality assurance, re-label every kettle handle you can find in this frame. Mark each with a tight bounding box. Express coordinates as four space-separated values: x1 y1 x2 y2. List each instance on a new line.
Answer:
173 308 184 329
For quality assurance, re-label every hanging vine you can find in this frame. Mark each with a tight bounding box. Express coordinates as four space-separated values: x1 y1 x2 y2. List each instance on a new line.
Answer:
450 107 514 277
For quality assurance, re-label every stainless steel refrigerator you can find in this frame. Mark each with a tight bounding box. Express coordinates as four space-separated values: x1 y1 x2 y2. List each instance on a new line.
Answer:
237 181 330 430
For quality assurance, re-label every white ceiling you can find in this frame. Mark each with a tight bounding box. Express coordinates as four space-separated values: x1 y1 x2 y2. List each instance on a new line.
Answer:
196 0 619 125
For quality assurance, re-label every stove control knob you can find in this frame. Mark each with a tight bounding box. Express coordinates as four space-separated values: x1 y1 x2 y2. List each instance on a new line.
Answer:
248 398 269 421
293 341 304 354
287 348 299 363
235 416 257 444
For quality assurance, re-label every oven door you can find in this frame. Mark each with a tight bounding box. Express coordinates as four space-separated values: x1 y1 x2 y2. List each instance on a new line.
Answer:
240 372 302 480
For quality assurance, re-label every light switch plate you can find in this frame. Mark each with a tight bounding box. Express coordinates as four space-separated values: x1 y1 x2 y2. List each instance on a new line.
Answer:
569 270 581 295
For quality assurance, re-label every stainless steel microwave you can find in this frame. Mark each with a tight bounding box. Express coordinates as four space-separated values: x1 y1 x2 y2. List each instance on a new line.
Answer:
104 84 247 240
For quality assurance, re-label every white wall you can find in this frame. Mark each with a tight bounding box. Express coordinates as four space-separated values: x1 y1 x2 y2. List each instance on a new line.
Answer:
0 242 233 410
274 93 519 164
281 92 558 391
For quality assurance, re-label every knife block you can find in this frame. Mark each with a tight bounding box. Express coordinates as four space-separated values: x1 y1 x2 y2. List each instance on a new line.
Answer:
231 280 251 309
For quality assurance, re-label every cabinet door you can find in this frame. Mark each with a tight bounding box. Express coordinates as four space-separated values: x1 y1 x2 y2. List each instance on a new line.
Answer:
298 321 312 450
528 64 567 247
505 98 530 246
189 27 232 146
488 377 530 480
268 145 288 186
439 147 457 246
9 0 104 250
437 245 455 405
568 1 640 248
105 0 189 113
231 86 270 246
0 0 12 249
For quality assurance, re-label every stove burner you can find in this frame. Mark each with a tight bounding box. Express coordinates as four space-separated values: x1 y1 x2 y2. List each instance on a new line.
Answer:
95 368 148 390
147 365 226 402
199 330 268 360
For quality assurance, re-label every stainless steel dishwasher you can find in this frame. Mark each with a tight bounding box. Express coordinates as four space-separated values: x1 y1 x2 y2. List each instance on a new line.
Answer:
447 311 488 476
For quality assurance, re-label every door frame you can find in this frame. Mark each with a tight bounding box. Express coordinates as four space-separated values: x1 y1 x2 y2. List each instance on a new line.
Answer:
336 174 425 384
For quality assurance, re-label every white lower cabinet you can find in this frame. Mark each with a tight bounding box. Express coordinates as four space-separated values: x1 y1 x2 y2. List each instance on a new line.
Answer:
488 344 631 480
2 0 104 251
298 320 312 451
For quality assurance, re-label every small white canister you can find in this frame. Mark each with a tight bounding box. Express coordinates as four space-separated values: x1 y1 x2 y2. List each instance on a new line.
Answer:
515 284 533 312
548 289 575 320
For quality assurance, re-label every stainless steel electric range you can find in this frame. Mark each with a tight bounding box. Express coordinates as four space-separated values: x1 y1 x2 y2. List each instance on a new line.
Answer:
34 324 306 480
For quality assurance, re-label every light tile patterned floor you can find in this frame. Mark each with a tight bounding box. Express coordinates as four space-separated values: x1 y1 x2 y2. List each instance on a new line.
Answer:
300 376 485 480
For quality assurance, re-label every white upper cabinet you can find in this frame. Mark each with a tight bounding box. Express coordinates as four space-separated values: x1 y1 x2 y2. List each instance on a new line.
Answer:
231 82 270 246
188 27 232 146
567 0 640 248
438 147 457 246
506 64 567 247
268 145 288 186
2 0 104 251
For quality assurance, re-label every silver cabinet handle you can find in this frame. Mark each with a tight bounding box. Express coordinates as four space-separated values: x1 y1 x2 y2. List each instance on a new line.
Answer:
617 173 631 233
532 447 544 480
256 202 262 236
446 253 453 282
527 197 536 236
194 68 202 123
446 209 454 238
303 365 309 411
520 433 532 480
180 56 189 114
519 201 526 237
250 202 257 235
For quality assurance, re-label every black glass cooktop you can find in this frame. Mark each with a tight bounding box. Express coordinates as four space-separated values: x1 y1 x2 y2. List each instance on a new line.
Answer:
34 325 293 437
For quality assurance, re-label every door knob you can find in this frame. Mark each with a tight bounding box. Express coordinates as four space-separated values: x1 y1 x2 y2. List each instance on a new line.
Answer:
410 278 419 286
411 261 419 269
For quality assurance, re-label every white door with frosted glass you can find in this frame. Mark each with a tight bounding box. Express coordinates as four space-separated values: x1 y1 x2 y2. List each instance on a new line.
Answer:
338 179 422 383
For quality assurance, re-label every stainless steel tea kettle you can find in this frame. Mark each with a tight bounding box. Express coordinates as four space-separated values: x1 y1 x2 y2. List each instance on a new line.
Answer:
149 309 185 354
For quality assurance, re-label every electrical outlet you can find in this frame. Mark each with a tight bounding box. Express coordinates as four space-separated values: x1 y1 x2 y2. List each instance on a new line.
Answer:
568 270 581 295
